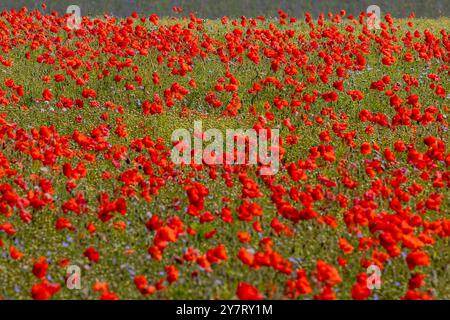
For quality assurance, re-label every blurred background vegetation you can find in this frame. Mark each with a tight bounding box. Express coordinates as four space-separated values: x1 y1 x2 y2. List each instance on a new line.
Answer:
0 0 448 18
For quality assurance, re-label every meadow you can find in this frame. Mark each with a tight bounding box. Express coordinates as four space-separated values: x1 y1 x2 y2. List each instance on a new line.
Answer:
0 7 449 300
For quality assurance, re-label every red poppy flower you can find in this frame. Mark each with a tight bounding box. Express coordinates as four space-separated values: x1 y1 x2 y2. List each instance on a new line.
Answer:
236 282 263 300
84 247 100 263
406 251 430 270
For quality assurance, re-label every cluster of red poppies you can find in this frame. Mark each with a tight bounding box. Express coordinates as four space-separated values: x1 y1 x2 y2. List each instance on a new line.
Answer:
0 5 449 300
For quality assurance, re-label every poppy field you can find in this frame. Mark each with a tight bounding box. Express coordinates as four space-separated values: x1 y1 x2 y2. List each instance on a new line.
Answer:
0 6 449 300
